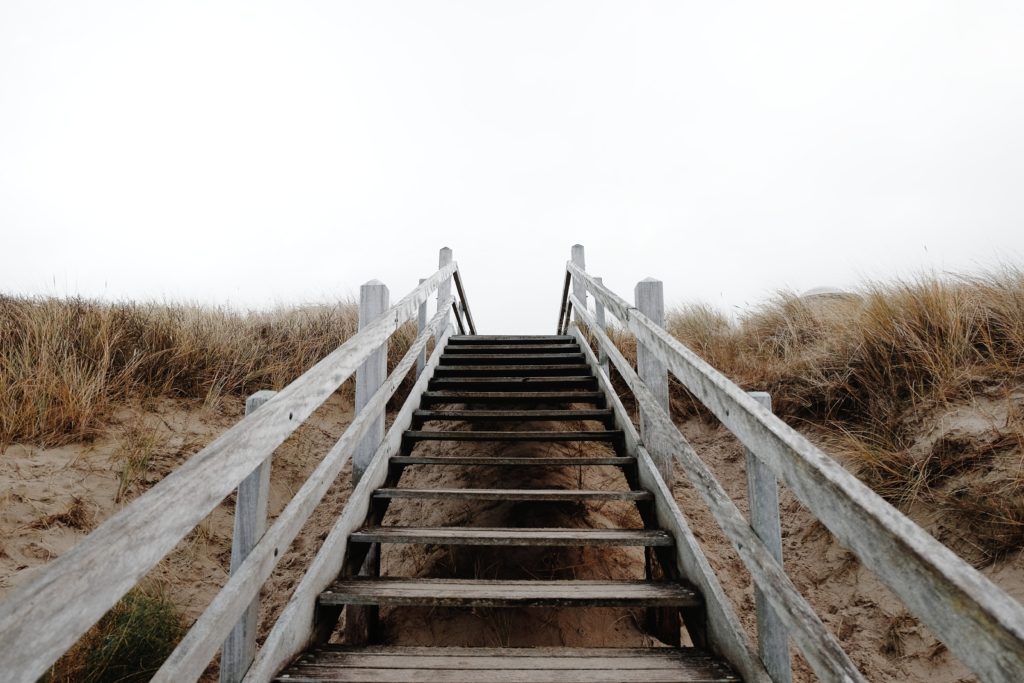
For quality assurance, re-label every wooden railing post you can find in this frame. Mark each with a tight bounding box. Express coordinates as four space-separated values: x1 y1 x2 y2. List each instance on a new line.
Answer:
438 247 453 325
354 280 389 484
635 277 671 484
746 392 792 683
416 277 427 378
571 244 586 325
220 389 277 683
594 276 609 377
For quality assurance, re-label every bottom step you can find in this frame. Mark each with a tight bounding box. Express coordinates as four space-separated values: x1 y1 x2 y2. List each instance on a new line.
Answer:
277 646 739 682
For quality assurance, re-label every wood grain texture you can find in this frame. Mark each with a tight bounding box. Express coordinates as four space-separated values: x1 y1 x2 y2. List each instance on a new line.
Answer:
349 527 672 547
354 281 389 483
372 488 653 502
221 391 278 683
242 326 453 682
571 325 771 683
569 262 1024 682
571 294 864 682
0 264 457 683
403 430 622 442
318 578 700 608
151 307 455 681
389 455 634 467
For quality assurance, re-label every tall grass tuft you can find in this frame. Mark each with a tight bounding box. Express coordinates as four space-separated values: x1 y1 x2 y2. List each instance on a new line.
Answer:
44 583 185 683
0 296 421 446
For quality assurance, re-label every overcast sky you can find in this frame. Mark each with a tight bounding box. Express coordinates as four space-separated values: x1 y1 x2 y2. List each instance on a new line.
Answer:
2 1 1023 332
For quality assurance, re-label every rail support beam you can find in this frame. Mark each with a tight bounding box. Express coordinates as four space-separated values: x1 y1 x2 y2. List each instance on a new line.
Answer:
635 277 672 485
221 389 277 683
571 244 587 325
746 392 792 683
354 280 389 484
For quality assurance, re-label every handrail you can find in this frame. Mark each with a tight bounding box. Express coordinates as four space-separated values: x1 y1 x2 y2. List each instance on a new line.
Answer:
0 253 474 683
560 254 1024 682
452 268 477 335
153 300 455 680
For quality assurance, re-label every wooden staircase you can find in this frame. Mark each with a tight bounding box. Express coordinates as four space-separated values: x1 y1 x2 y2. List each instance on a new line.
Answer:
273 335 739 683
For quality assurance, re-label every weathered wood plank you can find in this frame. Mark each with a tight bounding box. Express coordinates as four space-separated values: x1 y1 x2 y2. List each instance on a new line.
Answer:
420 391 605 405
274 668 736 683
319 578 700 608
444 345 581 354
434 364 591 376
151 307 456 681
403 430 622 442
412 409 613 423
571 325 771 683
354 280 389 484
241 327 453 682
372 488 653 502
349 527 672 547
390 456 634 467
571 294 865 682
449 335 574 343
0 264 457 683
221 391 278 683
429 377 596 389
570 263 1024 682
634 277 671 485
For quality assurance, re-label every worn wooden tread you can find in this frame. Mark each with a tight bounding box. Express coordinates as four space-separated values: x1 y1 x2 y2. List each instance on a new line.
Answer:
276 646 738 682
442 344 581 356
429 377 597 389
420 391 605 405
440 352 585 363
318 578 700 608
413 409 613 423
390 455 635 467
372 488 653 502
435 365 592 377
448 335 574 343
350 526 672 547
404 430 622 442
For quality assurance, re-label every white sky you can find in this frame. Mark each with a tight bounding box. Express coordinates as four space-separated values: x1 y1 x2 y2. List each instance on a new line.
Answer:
2 1 1023 333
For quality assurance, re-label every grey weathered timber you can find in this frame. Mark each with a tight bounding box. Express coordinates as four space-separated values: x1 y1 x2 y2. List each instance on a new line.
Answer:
569 262 1024 682
372 488 653 502
350 527 673 547
571 325 771 683
416 278 427 378
403 430 623 442
444 344 581 353
420 390 606 405
354 280 389 484
434 363 591 376
746 392 792 683
221 390 278 683
440 353 586 365
449 335 573 343
0 264 457 683
452 267 477 335
428 377 597 390
151 308 455 682
595 275 609 377
438 247 453 324
276 646 741 683
635 277 671 485
390 455 635 467
571 244 587 326
571 294 864 682
412 408 613 424
319 578 700 608
242 326 453 682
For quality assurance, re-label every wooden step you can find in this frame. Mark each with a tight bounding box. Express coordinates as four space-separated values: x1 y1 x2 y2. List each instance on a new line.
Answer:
448 335 574 344
277 646 739 683
372 488 653 502
318 578 700 608
434 364 590 376
404 430 623 443
429 377 597 391
443 345 581 355
350 527 673 547
440 353 585 364
420 391 605 406
391 455 635 467
412 409 614 427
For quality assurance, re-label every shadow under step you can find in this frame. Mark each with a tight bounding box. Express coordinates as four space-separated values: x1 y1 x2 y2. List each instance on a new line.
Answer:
420 391 606 406
390 455 634 466
350 526 673 547
404 430 622 442
319 578 699 608
372 488 653 502
276 646 739 683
